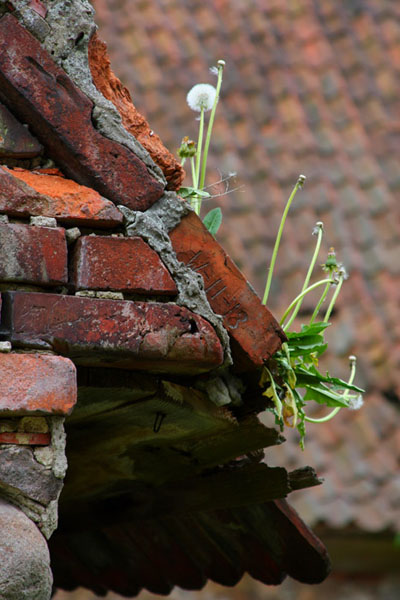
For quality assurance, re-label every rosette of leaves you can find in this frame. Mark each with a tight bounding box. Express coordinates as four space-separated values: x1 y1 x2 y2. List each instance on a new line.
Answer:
261 322 364 448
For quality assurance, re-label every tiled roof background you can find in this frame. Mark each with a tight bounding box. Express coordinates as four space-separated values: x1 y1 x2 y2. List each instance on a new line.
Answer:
90 0 400 535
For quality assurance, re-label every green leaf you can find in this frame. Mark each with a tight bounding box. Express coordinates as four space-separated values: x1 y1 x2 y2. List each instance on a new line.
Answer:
286 335 327 357
203 207 223 236
287 322 330 338
179 186 211 199
303 383 351 407
295 365 364 393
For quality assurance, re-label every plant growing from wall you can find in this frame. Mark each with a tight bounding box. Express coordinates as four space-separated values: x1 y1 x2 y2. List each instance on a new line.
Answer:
179 67 364 447
178 60 226 235
260 175 364 448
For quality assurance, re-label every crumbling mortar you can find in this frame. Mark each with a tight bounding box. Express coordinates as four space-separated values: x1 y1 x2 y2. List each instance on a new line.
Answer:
0 416 67 538
4 0 166 188
0 476 57 539
118 196 232 369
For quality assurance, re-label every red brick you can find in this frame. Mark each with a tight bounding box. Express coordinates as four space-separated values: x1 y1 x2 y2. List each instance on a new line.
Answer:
71 235 177 295
2 292 224 374
29 0 47 18
0 432 51 445
0 222 67 285
88 32 185 191
0 353 76 415
0 167 123 228
169 212 285 368
0 102 43 158
0 14 164 211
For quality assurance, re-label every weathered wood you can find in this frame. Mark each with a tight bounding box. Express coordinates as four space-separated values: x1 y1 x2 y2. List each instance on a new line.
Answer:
288 466 323 490
152 463 291 515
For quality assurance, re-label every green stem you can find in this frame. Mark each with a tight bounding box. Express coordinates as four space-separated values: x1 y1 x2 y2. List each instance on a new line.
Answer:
190 157 197 187
305 406 341 423
323 274 344 323
280 279 333 327
191 111 204 216
284 222 324 330
264 367 282 419
305 356 356 423
262 175 306 306
309 280 331 324
195 107 205 190
198 62 224 204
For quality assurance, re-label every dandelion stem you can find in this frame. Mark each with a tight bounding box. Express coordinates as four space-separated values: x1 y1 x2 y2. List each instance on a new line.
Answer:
195 107 204 189
280 279 333 327
262 175 306 306
305 356 356 423
309 280 331 324
284 222 324 330
198 61 224 210
323 274 344 323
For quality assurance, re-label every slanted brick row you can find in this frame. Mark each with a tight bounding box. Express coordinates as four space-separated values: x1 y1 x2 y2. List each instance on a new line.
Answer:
170 211 286 369
71 235 177 295
0 14 164 212
1 292 224 374
0 222 67 286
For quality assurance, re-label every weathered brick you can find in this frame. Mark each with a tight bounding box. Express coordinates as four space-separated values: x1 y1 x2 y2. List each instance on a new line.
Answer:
0 432 51 445
169 211 285 368
0 14 164 211
88 32 185 191
71 235 177 295
2 292 224 374
0 353 77 415
0 102 43 158
0 167 123 228
0 222 67 286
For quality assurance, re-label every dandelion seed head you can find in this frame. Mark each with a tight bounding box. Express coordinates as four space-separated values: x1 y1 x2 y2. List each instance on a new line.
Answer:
337 262 349 280
348 394 364 410
187 83 216 112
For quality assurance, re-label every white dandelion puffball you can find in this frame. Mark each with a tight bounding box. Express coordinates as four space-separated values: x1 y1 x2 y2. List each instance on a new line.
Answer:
348 394 364 410
187 83 216 112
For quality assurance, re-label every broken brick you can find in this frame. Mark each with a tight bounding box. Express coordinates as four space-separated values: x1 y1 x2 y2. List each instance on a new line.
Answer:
0 14 164 211
88 32 185 191
0 167 123 228
0 102 43 158
169 211 285 368
0 222 67 286
0 353 77 415
2 292 224 374
71 235 177 295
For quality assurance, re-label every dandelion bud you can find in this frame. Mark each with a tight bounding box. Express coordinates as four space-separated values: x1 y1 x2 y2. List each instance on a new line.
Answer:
178 136 197 159
312 221 324 235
